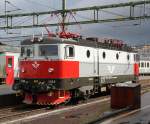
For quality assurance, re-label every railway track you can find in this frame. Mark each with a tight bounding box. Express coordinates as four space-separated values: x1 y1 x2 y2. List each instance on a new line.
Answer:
141 85 150 94
0 79 149 123
140 78 150 94
0 104 50 123
0 95 109 123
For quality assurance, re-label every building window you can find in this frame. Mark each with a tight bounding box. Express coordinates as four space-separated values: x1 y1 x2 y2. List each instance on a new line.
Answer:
86 50 90 58
102 52 106 59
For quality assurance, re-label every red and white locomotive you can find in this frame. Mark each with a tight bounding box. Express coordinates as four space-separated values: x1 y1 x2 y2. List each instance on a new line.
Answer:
13 36 139 105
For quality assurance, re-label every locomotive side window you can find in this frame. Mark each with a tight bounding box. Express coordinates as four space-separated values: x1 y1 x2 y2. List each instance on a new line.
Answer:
69 47 74 57
127 54 130 60
116 53 119 60
102 52 106 59
65 46 74 58
87 50 90 58
39 45 58 56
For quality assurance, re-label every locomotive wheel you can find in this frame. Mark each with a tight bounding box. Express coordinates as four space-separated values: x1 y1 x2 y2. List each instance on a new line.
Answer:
63 98 71 105
106 85 111 94
32 95 37 104
83 90 90 100
83 94 90 101
70 89 80 105
46 104 59 110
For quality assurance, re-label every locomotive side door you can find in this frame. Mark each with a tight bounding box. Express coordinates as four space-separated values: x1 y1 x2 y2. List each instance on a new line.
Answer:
93 49 99 76
6 56 14 86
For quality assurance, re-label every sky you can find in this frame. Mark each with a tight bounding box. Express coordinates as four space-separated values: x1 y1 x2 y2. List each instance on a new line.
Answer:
0 0 150 45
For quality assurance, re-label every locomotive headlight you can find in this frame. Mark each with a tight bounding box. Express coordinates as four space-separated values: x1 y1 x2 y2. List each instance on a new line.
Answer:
21 68 25 73
21 80 25 83
48 68 54 73
34 80 38 83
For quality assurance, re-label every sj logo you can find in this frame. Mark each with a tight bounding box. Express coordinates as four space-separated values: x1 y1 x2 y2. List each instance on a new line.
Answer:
107 66 115 74
32 61 40 69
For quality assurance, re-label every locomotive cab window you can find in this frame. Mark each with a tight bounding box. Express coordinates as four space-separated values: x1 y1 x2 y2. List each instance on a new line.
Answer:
65 46 75 58
39 45 58 57
21 47 25 56
27 49 31 57
27 48 33 57
21 46 34 57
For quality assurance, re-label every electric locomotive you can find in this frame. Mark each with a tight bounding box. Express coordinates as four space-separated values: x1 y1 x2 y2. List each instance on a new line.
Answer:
13 36 139 105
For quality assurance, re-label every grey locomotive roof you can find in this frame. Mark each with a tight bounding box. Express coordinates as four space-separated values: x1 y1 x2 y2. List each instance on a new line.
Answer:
21 37 134 52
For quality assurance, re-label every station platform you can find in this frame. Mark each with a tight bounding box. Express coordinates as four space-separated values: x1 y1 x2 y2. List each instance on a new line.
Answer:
101 92 150 124
0 84 15 95
0 84 22 107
